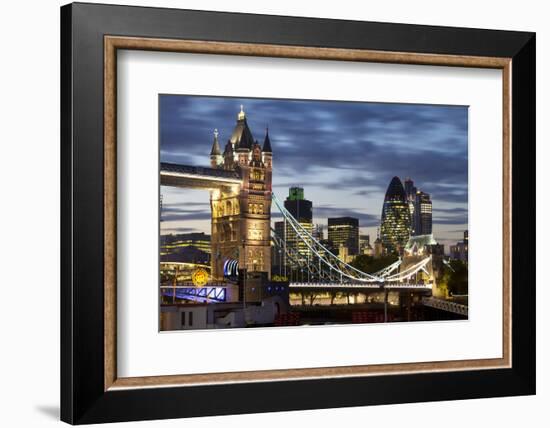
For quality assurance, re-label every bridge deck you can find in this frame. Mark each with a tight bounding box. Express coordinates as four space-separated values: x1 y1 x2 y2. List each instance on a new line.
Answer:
161 162 241 189
289 282 433 291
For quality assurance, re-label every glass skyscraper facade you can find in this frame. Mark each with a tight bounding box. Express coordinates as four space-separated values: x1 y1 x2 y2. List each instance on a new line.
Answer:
414 191 433 235
328 217 360 255
450 230 468 262
404 178 417 233
275 187 313 270
380 176 411 253
403 178 433 236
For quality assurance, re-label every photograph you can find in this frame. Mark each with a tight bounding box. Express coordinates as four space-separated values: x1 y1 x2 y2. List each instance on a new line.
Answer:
159 95 469 330
52 2 536 424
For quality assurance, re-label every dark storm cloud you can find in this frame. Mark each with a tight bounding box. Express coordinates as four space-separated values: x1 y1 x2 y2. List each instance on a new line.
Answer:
433 216 468 225
160 95 468 234
162 211 212 222
160 95 468 207
161 201 212 222
162 201 210 212
433 207 468 214
432 207 468 225
445 229 470 234
161 226 202 234
314 205 380 227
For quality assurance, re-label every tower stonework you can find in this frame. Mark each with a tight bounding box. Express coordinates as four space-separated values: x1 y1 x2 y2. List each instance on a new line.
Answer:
209 107 272 281
209 129 222 168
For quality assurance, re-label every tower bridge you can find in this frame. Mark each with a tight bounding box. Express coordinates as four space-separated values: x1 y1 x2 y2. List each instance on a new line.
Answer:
160 106 465 325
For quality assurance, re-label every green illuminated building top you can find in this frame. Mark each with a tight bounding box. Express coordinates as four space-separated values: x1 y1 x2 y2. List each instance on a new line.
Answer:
288 187 304 201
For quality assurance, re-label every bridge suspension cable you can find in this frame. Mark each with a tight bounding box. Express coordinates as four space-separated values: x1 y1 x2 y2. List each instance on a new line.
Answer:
372 258 402 278
272 193 380 283
271 227 343 282
383 256 432 281
271 192 433 285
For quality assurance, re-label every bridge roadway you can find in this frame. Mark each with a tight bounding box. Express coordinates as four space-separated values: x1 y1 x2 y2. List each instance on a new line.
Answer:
160 162 241 190
422 296 468 316
289 282 433 291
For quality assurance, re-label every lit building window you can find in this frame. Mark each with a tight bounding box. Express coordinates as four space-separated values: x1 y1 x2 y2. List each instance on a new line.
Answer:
252 169 264 181
248 224 263 241
248 203 264 214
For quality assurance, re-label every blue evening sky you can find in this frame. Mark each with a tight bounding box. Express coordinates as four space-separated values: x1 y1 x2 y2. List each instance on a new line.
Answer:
160 95 468 249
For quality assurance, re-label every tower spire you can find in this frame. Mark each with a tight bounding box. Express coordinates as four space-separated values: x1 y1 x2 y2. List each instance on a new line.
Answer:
262 126 272 153
210 128 221 156
210 128 222 168
238 104 245 121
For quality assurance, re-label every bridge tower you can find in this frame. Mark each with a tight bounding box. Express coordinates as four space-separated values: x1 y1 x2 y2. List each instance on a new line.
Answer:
209 106 273 281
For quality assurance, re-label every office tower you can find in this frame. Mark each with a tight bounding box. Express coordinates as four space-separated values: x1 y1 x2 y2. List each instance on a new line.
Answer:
414 191 433 235
284 187 313 264
450 230 468 262
312 224 325 241
404 178 417 234
328 217 360 255
380 176 411 253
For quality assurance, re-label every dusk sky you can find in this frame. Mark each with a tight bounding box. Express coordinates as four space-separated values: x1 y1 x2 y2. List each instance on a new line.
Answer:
160 95 468 250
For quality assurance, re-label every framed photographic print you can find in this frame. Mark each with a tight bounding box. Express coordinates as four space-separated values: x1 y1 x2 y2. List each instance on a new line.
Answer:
60 2 535 424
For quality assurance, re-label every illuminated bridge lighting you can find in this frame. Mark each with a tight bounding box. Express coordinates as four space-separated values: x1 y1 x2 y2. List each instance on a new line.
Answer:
161 286 227 303
223 259 239 277
271 192 434 286
158 158 437 292
288 282 433 290
289 282 381 289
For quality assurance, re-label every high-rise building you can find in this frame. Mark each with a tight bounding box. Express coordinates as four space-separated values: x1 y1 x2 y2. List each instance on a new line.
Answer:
404 178 417 233
414 191 433 235
281 187 313 266
380 176 411 253
359 234 373 256
284 187 312 222
161 232 212 255
274 221 285 242
403 178 433 236
359 234 370 251
328 217 359 255
312 224 324 241
450 230 468 262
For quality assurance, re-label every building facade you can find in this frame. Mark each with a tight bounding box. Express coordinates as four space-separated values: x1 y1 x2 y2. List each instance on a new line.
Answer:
208 106 273 280
450 230 469 262
328 216 360 256
359 234 373 255
312 224 325 241
373 236 384 258
404 177 417 233
284 187 313 262
404 178 433 236
402 234 436 285
414 191 433 235
380 176 411 253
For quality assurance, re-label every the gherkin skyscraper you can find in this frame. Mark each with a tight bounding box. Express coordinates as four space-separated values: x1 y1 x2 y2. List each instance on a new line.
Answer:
380 176 411 253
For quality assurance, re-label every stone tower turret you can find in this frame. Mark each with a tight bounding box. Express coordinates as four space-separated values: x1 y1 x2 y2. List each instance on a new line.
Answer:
209 129 222 168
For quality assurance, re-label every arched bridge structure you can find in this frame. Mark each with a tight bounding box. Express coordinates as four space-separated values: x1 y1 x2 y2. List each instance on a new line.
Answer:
161 162 435 294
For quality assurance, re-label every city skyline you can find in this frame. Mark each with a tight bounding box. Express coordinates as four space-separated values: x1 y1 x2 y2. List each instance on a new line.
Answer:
160 95 468 249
